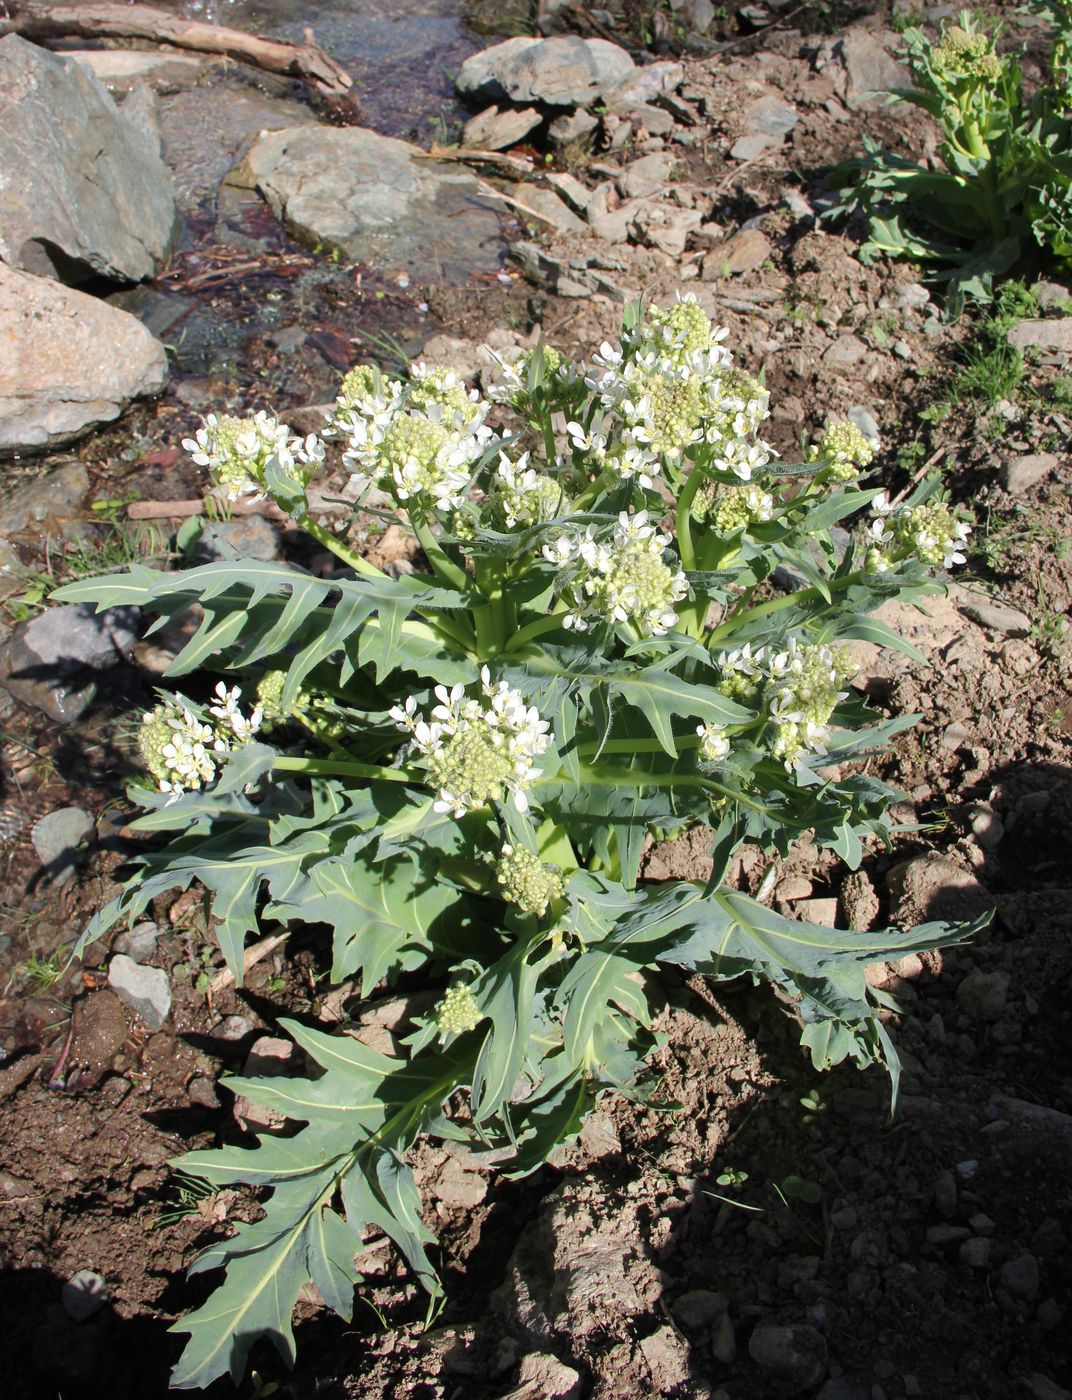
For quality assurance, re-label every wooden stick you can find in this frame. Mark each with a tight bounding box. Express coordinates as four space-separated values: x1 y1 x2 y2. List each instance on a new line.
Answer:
207 932 289 997
127 487 353 522
0 2 360 119
417 143 535 179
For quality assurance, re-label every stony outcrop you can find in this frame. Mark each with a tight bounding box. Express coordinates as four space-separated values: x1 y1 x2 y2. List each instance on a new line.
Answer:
456 35 635 108
0 35 178 284
0 264 168 455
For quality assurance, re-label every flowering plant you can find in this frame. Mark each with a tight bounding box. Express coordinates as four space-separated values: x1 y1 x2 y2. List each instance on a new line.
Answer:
831 5 1072 307
60 295 977 1389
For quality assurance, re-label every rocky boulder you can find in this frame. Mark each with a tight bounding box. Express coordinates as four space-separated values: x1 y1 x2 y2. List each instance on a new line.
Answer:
0 35 178 284
0 264 169 455
456 35 635 108
236 126 502 285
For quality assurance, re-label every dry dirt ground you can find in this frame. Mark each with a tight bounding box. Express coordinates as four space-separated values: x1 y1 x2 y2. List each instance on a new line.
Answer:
1 5 1071 1399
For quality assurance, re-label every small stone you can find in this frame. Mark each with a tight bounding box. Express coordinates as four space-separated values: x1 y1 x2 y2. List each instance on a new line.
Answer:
777 875 813 901
545 171 593 214
703 228 771 277
547 107 599 147
896 282 930 311
926 1224 971 1245
462 105 543 151
619 150 675 198
516 185 588 235
956 968 1009 1024
823 336 867 370
1001 452 1059 494
959 1236 991 1268
112 921 160 963
1036 1298 1061 1330
970 1213 996 1235
711 1312 737 1364
0 1169 32 1198
672 1289 728 1328
61 1269 108 1322
188 1076 220 1108
831 1207 858 1230
1033 279 1072 311
214 1014 253 1042
959 598 1032 637
31 806 93 886
512 1352 581 1399
242 1035 295 1077
1001 1253 1040 1300
433 1156 488 1210
748 1324 828 1391
108 954 171 1032
795 898 840 927
0 461 88 534
932 1169 957 1218
196 517 281 562
967 803 1004 850
578 1110 621 1159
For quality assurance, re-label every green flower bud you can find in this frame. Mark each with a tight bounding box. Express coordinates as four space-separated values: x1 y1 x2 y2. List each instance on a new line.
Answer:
496 844 565 918
435 983 482 1036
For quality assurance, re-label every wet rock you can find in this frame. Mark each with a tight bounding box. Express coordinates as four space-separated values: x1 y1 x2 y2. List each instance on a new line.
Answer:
0 461 88 534
62 1269 108 1322
32 806 94 886
1001 1253 1040 1300
958 597 1032 636
0 36 177 284
702 228 771 278
112 921 161 963
70 48 208 94
956 968 1009 1023
1001 452 1058 494
196 517 282 562
0 264 168 455
456 36 635 108
237 127 502 285
748 1323 828 1391
1007 318 1072 356
0 600 141 723
462 105 543 151
108 954 171 1032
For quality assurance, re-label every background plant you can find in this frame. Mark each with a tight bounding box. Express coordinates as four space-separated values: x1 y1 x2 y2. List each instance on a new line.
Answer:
830 4 1072 309
60 295 977 1389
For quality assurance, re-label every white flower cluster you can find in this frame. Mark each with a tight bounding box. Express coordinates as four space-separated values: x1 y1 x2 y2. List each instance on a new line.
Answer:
696 722 731 763
543 510 689 637
139 683 263 799
866 493 971 572
391 667 552 816
338 361 492 512
490 452 566 529
580 294 773 486
182 412 324 502
716 639 856 768
487 344 576 407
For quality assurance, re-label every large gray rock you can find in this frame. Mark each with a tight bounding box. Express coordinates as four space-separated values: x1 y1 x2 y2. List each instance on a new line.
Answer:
0 264 168 455
0 601 141 723
0 36 178 284
237 126 502 285
815 27 910 110
456 36 635 108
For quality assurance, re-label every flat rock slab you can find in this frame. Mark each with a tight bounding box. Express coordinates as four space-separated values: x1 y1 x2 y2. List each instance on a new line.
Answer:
68 48 209 95
238 126 503 285
462 105 543 151
0 35 177 284
32 807 94 887
0 264 169 456
457 35 635 108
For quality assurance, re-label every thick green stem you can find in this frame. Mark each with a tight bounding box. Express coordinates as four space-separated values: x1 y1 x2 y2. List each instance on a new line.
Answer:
503 607 570 653
411 513 471 592
302 515 386 579
272 756 412 783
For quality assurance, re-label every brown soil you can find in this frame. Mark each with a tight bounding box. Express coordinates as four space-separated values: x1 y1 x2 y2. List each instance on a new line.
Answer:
1 5 1071 1399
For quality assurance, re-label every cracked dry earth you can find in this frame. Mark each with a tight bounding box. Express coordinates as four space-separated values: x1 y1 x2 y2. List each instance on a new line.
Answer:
1 5 1072 1400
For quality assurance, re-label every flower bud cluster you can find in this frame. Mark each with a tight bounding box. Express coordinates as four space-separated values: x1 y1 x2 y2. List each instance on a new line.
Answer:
584 295 772 483
807 420 875 482
407 362 485 427
139 682 262 798
495 844 565 917
488 344 576 410
931 25 1002 84
391 667 552 817
692 481 774 532
435 983 482 1036
865 493 971 572
489 452 567 529
343 400 492 512
182 412 324 502
543 511 689 637
716 640 856 767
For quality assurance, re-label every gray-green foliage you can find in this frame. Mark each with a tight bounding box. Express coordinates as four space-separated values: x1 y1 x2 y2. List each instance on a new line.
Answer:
58 295 977 1388
831 5 1072 309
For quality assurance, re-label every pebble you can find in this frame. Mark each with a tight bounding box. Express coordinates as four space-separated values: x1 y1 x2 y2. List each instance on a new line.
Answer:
967 803 1004 850
956 1159 979 1180
242 1035 295 1077
61 1269 108 1321
748 1324 828 1391
970 1212 996 1235
0 1169 32 1197
672 1289 728 1329
1036 1297 1061 1330
433 1156 488 1210
958 598 1032 638
1001 451 1058 495
1000 1252 1040 1300
112 920 160 963
214 1013 254 1042
187 1075 220 1108
925 1223 971 1245
959 1236 990 1268
711 1312 737 1364
31 806 93 886
108 954 171 1031
956 968 1009 1023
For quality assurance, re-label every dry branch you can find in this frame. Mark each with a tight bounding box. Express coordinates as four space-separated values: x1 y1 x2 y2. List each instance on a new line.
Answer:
0 2 360 119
